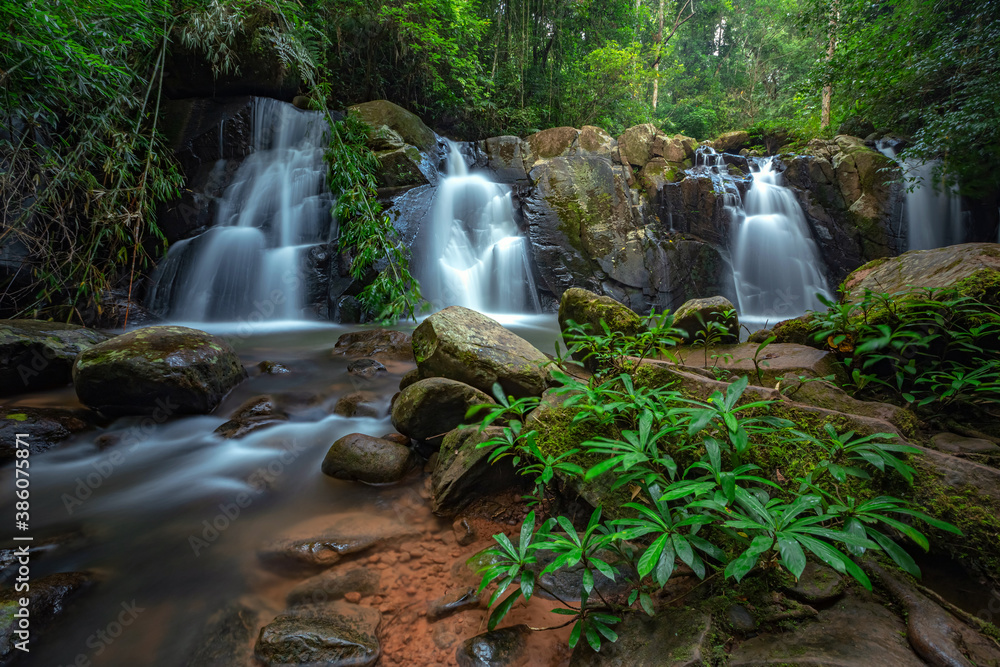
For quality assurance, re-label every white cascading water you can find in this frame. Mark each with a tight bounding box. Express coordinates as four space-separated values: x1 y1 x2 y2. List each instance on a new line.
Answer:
148 98 330 321
422 141 540 313
731 158 832 328
876 141 963 250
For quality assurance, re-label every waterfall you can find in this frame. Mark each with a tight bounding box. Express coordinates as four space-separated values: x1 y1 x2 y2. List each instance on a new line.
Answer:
876 141 963 250
148 98 331 321
421 141 540 313
731 158 832 328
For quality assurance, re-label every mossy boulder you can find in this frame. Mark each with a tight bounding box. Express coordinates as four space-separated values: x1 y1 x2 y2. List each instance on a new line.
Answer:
0 572 94 661
372 145 428 191
558 287 643 338
72 325 246 416
483 135 530 182
654 133 698 163
390 377 494 444
412 307 551 398
843 243 1000 305
348 100 437 153
578 125 616 158
321 433 414 484
570 607 711 666
526 126 580 163
254 602 381 667
333 329 413 362
0 320 110 395
710 130 751 153
672 296 739 342
770 314 820 347
0 407 102 464
431 426 524 516
617 123 658 168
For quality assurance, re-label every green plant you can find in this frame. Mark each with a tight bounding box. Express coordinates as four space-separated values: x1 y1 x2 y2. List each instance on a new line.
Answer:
562 308 683 380
789 424 919 483
324 114 424 322
690 310 737 368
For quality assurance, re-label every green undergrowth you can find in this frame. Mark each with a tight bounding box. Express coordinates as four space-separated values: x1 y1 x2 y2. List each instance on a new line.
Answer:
464 309 971 654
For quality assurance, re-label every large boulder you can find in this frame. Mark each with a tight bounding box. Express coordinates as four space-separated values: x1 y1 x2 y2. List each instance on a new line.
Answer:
843 243 1000 304
254 602 381 667
0 320 110 395
349 100 437 154
482 135 530 182
527 126 580 162
412 307 550 398
332 329 413 362
390 377 495 444
321 433 414 484
617 123 658 169
672 296 739 342
1 407 103 464
709 130 751 153
372 145 429 191
72 325 246 416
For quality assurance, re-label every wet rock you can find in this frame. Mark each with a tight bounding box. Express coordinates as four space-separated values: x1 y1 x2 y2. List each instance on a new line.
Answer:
72 325 246 416
349 100 436 154
452 518 476 546
0 572 94 660
286 568 381 607
332 392 381 418
427 587 482 621
930 432 1000 455
728 592 924 667
672 295 739 342
214 417 286 439
482 136 529 182
770 314 819 346
346 358 387 380
333 329 414 362
0 319 110 395
785 562 845 605
321 433 414 484
184 602 258 667
412 306 550 398
391 377 495 444
258 360 291 375
455 625 530 667
727 604 757 632
372 145 429 191
779 374 916 436
866 560 1000 667
431 427 523 517
229 395 285 421
399 368 422 390
0 406 102 464
258 513 420 575
254 601 381 667
531 549 632 603
0 532 87 585
843 243 1000 305
380 432 410 446
569 607 711 666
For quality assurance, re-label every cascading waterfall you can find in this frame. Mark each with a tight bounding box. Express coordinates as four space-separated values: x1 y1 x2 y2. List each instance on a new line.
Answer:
421 141 540 313
876 141 963 250
148 98 331 321
731 158 832 328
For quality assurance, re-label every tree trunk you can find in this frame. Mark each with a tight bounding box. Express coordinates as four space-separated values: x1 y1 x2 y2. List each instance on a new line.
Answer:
652 0 665 109
821 1 838 129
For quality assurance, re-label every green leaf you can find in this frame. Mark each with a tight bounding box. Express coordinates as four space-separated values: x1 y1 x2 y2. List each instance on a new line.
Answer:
777 536 807 579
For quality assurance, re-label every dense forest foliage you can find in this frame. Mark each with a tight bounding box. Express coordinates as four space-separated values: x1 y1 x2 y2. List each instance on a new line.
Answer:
1 0 997 318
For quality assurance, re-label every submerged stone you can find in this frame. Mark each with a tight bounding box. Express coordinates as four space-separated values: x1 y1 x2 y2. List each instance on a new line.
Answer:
254 601 381 667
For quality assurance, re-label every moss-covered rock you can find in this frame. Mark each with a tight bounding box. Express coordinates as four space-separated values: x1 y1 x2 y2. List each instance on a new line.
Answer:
321 433 414 484
348 99 437 153
526 126 580 163
412 307 550 398
617 123 658 168
372 145 428 190
770 314 820 347
672 296 739 343
0 319 110 395
431 426 524 516
843 243 1000 305
710 130 751 153
72 325 246 416
578 125 616 158
390 377 495 444
0 407 102 464
558 288 643 338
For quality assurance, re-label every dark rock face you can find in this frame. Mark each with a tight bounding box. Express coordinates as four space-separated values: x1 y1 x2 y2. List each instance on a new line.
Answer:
0 319 110 395
183 603 259 667
72 325 247 416
346 358 388 380
390 378 495 443
321 433 414 484
254 602 381 667
569 608 711 666
431 427 525 517
0 407 102 464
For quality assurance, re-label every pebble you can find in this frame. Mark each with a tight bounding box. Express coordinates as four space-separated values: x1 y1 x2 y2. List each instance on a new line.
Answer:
345 592 362 603
397 552 411 563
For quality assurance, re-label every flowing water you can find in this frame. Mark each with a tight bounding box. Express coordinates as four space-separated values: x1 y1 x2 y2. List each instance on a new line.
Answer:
420 142 540 314
147 98 332 321
730 158 832 330
3 316 563 666
876 141 964 250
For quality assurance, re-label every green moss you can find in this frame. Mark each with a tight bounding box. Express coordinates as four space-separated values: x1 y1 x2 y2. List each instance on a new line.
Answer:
5 413 27 421
952 268 1000 306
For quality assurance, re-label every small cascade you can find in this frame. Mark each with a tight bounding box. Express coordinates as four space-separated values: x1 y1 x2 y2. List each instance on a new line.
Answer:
421 141 540 313
876 141 963 250
731 158 832 327
148 98 331 321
